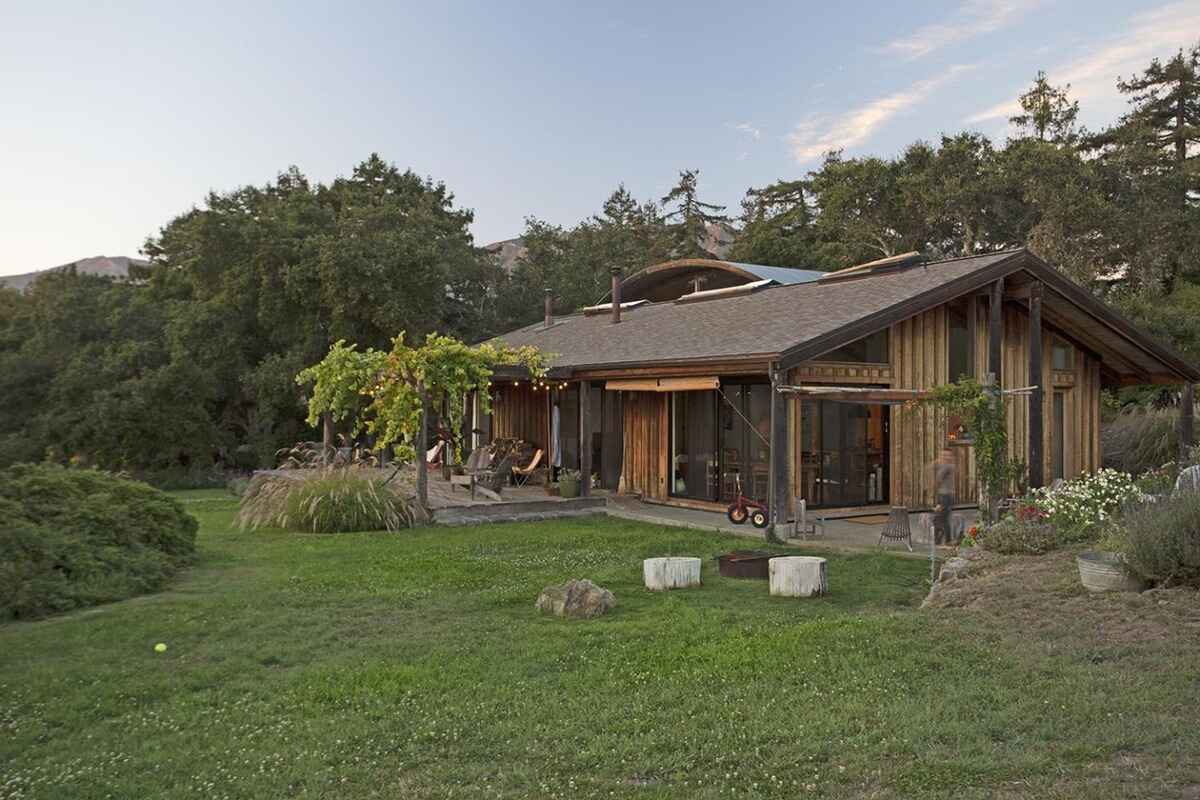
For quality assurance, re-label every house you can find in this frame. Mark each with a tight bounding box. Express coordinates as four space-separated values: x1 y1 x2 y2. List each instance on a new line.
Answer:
480 249 1198 522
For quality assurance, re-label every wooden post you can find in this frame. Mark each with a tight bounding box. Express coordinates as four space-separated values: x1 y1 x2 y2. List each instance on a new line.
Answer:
769 367 788 542
460 391 473 461
579 381 592 497
989 278 1003 383
440 394 452 481
1181 383 1195 460
416 388 430 510
1028 282 1044 489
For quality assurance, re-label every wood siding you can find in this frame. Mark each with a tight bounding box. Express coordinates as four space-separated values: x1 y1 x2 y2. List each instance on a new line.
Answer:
619 391 669 500
490 383 549 447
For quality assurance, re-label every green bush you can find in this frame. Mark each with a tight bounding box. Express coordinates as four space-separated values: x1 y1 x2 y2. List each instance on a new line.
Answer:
1114 494 1200 587
237 468 416 533
978 519 1058 555
0 464 198 620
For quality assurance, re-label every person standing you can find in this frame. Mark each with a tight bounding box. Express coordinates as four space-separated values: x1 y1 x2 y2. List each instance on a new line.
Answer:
930 448 957 545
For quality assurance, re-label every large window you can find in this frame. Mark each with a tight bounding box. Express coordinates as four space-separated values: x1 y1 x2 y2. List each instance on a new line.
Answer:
800 399 888 507
669 381 771 504
816 329 889 363
948 298 975 382
670 390 718 501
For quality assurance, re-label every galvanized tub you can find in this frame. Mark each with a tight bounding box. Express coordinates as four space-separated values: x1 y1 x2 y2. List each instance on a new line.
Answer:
1076 551 1145 593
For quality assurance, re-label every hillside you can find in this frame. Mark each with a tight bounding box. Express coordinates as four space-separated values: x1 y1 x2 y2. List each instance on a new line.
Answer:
0 255 151 291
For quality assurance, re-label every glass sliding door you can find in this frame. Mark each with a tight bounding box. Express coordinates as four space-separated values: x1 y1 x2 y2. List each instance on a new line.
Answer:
800 398 888 508
718 381 771 504
670 390 718 501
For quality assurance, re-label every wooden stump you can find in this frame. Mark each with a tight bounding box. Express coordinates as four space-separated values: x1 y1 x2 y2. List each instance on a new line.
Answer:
768 556 827 598
643 557 702 591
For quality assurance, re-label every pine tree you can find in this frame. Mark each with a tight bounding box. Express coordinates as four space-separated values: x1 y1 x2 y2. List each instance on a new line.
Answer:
1009 70 1080 143
1089 42 1200 290
729 179 825 267
659 169 729 259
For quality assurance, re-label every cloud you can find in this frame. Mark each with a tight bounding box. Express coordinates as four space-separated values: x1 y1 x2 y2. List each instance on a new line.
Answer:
880 0 1041 60
730 122 761 141
788 65 974 163
966 1 1200 125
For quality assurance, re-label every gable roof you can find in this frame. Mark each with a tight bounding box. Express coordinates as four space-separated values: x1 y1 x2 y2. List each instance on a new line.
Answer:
492 249 1198 383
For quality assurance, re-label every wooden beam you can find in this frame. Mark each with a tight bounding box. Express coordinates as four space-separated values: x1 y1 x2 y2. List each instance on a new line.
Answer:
579 380 592 497
769 367 789 539
989 278 1003 382
1028 282 1045 489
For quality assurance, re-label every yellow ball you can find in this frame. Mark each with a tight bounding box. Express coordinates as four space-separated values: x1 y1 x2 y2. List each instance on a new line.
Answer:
154 643 167 653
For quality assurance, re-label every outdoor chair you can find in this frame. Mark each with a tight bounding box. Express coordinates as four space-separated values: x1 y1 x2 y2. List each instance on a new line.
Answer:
475 454 515 501
450 448 493 499
879 506 913 552
426 440 445 467
511 448 544 488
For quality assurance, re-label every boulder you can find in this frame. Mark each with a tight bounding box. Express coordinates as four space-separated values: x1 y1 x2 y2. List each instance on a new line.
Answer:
536 579 615 619
939 556 970 581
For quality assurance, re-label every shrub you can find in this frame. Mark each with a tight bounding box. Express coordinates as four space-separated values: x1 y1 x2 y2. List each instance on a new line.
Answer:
1032 468 1146 542
0 464 198 620
237 468 416 533
1112 493 1200 587
978 519 1058 555
1101 407 1180 476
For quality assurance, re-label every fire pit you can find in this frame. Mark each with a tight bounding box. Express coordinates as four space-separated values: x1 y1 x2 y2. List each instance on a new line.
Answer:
716 551 780 579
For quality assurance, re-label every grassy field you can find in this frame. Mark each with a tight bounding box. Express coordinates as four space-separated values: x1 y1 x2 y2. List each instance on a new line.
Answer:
2 491 1199 799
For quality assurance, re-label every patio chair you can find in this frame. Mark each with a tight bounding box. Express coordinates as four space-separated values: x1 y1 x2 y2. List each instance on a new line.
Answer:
475 454 515 501
426 440 445 467
879 506 913 552
511 448 544 488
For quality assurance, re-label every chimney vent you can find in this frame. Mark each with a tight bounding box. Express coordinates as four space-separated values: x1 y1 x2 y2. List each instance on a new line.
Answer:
610 267 622 324
543 288 553 329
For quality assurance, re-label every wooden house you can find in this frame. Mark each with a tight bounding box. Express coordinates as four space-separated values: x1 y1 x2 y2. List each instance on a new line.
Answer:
481 249 1198 522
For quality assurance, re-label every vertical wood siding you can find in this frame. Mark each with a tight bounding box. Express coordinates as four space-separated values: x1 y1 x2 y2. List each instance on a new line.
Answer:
619 391 669 500
491 383 549 446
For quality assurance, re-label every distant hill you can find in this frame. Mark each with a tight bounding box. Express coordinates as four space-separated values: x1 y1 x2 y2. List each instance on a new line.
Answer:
482 221 738 274
0 255 152 291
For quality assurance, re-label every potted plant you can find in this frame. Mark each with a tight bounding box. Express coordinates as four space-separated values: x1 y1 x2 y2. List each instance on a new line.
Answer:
1077 524 1145 593
559 469 581 498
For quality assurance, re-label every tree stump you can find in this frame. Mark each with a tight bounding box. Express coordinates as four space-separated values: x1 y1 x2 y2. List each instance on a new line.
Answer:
643 557 702 591
768 556 827 598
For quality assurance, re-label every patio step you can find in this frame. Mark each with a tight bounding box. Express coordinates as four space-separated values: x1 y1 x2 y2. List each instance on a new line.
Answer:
432 497 607 527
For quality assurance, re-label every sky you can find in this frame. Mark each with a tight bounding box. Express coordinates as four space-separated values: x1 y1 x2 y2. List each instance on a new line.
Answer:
2 0 1198 276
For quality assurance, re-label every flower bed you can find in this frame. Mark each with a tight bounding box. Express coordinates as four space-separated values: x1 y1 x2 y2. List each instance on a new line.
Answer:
1032 468 1147 543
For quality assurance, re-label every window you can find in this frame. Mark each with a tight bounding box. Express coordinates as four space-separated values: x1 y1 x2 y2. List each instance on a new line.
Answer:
1052 338 1074 370
948 298 975 382
816 329 889 363
1052 391 1066 480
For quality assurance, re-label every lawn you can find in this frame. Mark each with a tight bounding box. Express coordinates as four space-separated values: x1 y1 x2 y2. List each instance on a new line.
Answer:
2 491 1199 799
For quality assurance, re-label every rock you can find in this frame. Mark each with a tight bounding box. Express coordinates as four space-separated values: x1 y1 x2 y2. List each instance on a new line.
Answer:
939 557 970 581
536 579 615 619
643 557 702 591
959 546 985 561
768 556 828 598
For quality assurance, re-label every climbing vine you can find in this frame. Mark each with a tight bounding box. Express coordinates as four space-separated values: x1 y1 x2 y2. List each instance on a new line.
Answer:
911 376 1024 517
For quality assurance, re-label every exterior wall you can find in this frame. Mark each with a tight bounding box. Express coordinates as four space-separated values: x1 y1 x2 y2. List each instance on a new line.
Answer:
490 382 549 447
618 391 669 500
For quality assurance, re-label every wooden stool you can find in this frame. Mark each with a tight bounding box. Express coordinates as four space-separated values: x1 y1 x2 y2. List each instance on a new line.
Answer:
643 557 702 591
879 506 913 552
768 556 828 597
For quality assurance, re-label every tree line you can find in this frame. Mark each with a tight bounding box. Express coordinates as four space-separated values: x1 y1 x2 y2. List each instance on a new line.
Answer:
1 43 1197 481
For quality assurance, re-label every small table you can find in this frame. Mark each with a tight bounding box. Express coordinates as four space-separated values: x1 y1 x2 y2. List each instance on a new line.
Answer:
449 473 476 499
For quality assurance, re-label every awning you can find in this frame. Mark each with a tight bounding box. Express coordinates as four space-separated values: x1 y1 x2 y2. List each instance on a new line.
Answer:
605 376 720 392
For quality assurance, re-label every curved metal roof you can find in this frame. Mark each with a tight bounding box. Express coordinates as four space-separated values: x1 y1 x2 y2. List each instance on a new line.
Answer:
618 258 824 300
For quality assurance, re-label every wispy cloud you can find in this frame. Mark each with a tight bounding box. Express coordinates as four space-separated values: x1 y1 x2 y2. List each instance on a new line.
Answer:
880 0 1041 60
966 1 1200 125
788 65 974 163
730 122 761 140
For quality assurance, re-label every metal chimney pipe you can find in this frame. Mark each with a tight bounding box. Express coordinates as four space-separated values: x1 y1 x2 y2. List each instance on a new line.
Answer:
543 288 553 329
610 267 622 324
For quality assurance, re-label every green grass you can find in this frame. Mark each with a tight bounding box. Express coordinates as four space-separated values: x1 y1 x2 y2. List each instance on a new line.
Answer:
2 490 1198 799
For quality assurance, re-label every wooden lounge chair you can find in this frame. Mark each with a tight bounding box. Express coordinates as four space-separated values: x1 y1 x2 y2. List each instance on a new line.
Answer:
511 448 543 488
475 454 514 501
450 448 493 499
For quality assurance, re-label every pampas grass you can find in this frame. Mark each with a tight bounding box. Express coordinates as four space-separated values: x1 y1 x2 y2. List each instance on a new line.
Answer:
237 468 417 533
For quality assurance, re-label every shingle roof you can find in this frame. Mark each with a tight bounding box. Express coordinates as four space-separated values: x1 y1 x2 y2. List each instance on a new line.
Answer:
491 248 1199 382
495 250 1020 369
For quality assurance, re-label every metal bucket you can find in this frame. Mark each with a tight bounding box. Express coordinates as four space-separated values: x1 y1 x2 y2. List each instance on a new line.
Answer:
1076 551 1145 593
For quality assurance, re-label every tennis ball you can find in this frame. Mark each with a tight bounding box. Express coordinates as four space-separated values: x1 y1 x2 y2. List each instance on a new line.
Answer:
154 643 167 653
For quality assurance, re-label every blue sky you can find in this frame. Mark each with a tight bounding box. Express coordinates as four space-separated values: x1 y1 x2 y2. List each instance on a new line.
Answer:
2 0 1197 276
